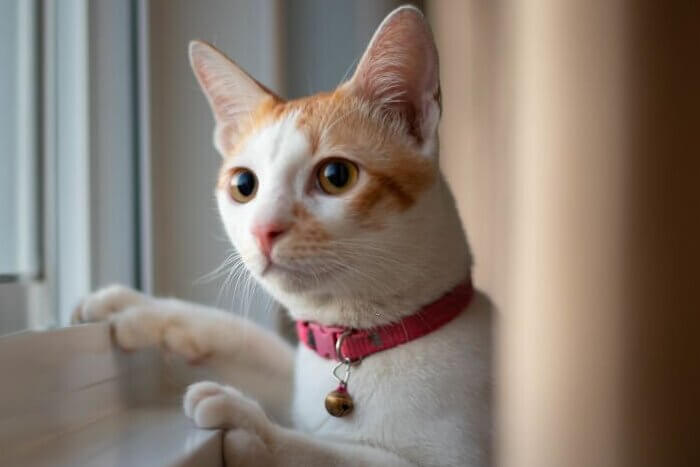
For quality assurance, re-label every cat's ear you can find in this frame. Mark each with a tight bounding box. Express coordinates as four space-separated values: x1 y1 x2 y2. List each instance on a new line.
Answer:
344 6 440 152
189 40 274 154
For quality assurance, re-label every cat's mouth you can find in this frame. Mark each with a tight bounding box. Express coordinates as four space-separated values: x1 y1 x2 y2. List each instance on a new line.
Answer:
259 258 337 292
261 260 310 278
258 260 322 293
261 261 286 276
255 252 349 292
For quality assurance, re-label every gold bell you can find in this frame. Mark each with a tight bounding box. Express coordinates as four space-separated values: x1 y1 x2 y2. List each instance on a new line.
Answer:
325 385 354 417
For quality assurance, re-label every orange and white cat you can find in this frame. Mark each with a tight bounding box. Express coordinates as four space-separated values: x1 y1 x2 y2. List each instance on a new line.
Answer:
74 7 492 466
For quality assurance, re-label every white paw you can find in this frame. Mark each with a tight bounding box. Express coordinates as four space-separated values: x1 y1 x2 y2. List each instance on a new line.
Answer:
72 284 148 324
183 381 269 434
109 306 164 352
110 307 211 362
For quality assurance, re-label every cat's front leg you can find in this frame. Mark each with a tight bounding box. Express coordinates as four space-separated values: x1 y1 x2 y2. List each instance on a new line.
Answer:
73 285 295 421
185 381 415 467
72 284 151 324
72 285 209 359
73 285 293 366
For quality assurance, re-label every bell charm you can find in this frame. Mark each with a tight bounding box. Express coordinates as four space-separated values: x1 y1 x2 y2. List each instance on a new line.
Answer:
326 330 356 417
325 384 354 417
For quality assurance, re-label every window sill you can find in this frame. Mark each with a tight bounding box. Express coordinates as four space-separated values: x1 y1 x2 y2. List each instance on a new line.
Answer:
0 323 223 466
5 403 221 467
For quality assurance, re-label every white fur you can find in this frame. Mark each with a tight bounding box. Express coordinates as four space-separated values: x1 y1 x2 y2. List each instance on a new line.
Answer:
75 7 492 466
74 120 492 464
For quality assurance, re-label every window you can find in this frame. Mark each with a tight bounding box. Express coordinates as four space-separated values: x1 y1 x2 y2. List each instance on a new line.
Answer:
0 0 40 282
0 0 44 335
0 0 140 335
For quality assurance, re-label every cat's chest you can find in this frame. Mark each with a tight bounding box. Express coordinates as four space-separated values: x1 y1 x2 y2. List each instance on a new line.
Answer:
289 305 491 456
291 345 379 439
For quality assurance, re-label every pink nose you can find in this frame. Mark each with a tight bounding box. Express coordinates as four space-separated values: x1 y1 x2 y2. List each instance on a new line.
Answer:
252 223 289 257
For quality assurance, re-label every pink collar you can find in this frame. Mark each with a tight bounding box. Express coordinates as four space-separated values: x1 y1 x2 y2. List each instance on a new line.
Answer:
296 279 474 362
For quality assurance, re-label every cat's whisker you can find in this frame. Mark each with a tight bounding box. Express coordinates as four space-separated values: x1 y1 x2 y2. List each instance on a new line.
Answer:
240 266 258 321
217 257 246 309
195 250 240 285
230 263 249 313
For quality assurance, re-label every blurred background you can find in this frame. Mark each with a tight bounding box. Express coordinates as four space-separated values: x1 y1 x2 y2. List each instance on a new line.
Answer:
0 1 698 466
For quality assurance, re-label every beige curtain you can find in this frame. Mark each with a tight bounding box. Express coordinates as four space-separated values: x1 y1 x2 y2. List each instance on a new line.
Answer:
429 2 699 466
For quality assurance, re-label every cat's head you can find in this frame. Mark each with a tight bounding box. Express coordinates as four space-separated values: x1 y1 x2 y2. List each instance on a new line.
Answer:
190 7 469 322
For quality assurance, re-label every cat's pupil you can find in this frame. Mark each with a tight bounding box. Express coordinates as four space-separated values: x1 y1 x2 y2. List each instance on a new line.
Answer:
236 171 256 196
323 162 350 188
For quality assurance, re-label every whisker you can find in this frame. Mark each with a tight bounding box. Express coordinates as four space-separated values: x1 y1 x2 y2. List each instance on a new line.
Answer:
195 250 239 285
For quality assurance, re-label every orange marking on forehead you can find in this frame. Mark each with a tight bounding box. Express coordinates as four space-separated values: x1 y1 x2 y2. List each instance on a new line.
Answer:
219 93 328 159
267 90 437 218
298 91 435 216
217 89 435 219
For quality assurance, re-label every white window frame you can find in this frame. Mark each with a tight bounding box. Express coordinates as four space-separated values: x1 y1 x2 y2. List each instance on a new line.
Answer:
1 0 46 335
49 0 142 325
1 0 144 335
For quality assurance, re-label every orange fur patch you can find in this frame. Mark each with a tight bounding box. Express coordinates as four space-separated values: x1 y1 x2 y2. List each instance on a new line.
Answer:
218 90 435 220
294 91 435 218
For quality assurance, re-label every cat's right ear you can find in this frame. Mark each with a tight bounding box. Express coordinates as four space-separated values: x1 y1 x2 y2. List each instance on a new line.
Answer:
189 40 273 155
343 7 440 154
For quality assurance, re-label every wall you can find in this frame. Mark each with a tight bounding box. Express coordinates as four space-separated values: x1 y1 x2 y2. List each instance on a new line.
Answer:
284 0 418 98
147 0 284 329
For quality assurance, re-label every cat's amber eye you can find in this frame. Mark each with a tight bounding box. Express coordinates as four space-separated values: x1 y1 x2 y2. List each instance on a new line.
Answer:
317 159 359 195
229 168 258 203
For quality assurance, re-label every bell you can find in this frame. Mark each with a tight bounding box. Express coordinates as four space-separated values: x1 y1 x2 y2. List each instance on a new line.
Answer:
325 385 354 417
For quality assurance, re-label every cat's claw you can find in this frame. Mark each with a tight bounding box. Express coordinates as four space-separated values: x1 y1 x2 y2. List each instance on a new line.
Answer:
183 381 270 434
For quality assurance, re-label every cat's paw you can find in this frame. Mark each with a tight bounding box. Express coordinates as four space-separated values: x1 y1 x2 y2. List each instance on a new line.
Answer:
71 284 149 324
109 307 212 362
183 381 270 434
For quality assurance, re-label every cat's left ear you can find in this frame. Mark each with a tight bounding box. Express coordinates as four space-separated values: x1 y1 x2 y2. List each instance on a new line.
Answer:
344 6 440 153
189 40 275 155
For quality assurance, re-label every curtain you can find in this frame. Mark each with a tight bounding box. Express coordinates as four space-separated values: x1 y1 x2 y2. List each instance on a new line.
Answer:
429 2 700 466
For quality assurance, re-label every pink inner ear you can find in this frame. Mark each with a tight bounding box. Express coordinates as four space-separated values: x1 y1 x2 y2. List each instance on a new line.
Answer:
347 7 440 144
189 40 271 126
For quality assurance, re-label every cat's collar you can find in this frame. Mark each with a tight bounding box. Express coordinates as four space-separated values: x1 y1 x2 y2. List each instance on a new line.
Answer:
296 279 474 362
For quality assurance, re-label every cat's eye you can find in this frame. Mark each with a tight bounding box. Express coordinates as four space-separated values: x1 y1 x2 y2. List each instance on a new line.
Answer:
317 159 359 195
229 168 258 203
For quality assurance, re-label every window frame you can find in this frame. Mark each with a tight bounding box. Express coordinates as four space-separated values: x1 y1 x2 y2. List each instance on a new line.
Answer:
0 0 45 335
48 0 142 325
1 0 143 334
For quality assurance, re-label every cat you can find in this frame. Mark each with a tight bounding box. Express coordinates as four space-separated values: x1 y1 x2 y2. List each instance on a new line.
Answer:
73 6 492 466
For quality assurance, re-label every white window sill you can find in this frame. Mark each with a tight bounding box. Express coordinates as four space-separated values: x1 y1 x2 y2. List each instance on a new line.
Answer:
0 323 223 466
6 403 221 467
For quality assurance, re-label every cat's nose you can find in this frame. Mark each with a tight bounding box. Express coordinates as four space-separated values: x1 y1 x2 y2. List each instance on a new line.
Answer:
252 223 289 257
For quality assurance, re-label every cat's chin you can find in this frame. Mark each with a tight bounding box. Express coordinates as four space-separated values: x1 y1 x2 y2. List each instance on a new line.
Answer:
258 263 322 294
